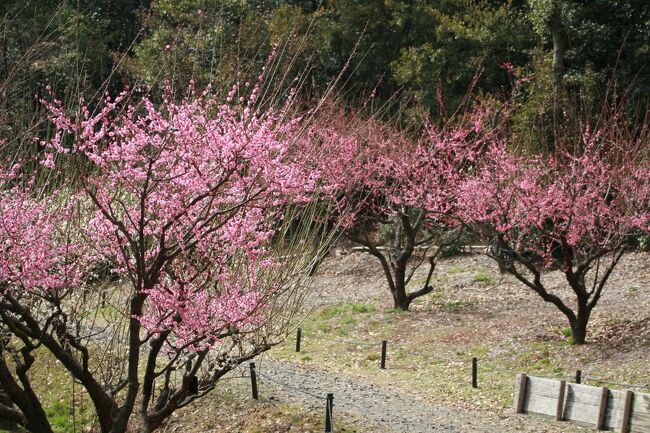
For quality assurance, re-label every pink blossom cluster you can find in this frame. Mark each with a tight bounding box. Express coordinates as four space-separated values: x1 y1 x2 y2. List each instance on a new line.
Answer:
0 169 84 295
301 106 485 229
37 83 321 349
458 130 650 266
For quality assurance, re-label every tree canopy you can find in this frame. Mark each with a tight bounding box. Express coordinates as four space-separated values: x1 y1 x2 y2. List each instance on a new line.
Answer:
3 0 649 139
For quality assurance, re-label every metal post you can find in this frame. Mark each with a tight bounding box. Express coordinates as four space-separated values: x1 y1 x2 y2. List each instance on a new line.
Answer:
249 363 258 400
296 328 301 352
472 357 478 388
325 393 334 432
380 340 387 369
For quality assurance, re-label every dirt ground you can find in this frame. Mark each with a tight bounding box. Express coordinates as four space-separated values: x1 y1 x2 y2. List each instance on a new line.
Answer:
309 247 650 351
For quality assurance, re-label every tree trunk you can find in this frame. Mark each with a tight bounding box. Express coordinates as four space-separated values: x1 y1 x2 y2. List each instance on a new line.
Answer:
0 357 54 433
0 390 17 431
391 250 412 311
347 212 435 312
392 283 412 311
569 307 591 345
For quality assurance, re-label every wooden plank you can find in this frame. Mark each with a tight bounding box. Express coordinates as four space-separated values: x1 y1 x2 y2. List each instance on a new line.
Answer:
515 373 527 414
629 412 650 433
565 383 610 404
525 376 562 399
633 392 650 414
603 391 624 430
630 393 650 433
522 377 562 417
525 392 558 416
556 380 567 421
620 390 634 433
564 383 606 425
563 384 624 429
597 387 609 430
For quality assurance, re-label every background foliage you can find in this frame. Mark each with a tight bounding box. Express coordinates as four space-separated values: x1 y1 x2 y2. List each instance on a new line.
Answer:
3 0 649 144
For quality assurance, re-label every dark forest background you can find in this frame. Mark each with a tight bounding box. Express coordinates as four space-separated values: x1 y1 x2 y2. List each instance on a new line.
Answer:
2 0 649 150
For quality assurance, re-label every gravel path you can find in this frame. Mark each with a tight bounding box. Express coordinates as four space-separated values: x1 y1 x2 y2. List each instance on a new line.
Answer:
255 359 480 432
252 359 584 433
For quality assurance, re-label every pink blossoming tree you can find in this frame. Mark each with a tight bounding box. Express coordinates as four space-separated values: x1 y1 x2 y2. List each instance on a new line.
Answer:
0 81 336 433
306 108 482 310
0 167 88 432
459 120 650 344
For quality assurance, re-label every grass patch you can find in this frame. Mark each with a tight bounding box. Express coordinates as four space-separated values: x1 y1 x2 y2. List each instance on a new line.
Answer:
46 401 77 433
320 302 377 319
441 300 473 312
316 322 331 333
472 272 494 283
469 345 489 358
298 302 378 336
447 265 472 274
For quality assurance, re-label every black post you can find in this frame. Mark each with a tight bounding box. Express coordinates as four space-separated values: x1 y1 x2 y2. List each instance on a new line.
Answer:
250 363 258 400
296 328 302 352
380 340 387 369
325 393 334 432
575 370 582 384
472 357 478 388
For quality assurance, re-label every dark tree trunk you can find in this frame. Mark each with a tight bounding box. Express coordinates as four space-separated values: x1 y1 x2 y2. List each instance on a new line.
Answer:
0 347 53 433
111 293 148 433
347 212 437 311
391 282 412 311
389 260 433 311
0 391 18 431
570 321 587 345
569 306 591 345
